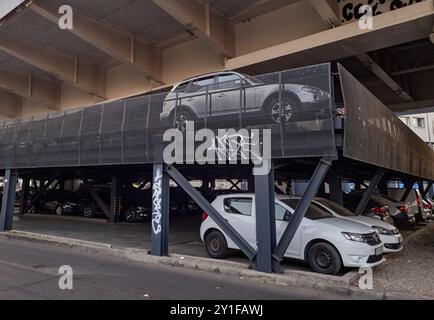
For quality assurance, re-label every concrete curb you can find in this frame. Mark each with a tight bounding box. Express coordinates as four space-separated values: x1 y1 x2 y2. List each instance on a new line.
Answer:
122 249 421 300
0 230 425 300
0 230 113 250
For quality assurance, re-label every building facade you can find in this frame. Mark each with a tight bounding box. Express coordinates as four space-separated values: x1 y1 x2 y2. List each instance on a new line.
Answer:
399 112 434 148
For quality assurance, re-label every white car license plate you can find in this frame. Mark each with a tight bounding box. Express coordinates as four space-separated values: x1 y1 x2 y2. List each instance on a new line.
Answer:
375 247 383 255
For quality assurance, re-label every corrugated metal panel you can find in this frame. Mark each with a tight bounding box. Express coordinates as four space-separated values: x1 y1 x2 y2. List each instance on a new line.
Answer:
339 64 434 180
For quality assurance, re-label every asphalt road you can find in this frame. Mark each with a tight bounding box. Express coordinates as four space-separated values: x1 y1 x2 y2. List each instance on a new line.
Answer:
0 237 348 300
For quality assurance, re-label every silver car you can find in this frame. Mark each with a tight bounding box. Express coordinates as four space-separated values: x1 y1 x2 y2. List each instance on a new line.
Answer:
160 71 330 131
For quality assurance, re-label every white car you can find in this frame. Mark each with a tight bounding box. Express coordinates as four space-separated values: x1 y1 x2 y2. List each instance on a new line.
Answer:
311 197 403 253
200 194 385 275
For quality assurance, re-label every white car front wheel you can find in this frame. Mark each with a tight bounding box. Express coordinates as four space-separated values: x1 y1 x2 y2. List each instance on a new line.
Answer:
307 242 342 275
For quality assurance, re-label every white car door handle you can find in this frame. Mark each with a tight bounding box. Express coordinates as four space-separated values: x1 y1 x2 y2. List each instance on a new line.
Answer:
217 93 225 98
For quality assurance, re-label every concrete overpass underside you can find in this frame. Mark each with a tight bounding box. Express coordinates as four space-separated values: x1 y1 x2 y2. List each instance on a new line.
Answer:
0 0 432 118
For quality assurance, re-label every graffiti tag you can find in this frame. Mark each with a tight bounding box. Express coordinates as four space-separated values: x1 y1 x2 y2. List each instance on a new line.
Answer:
152 169 162 235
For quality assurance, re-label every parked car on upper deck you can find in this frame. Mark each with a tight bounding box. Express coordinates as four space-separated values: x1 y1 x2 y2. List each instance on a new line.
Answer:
160 71 330 131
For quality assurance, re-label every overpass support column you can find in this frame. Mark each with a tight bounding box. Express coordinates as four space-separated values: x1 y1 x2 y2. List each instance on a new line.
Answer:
328 169 343 206
151 164 170 257
19 177 30 215
254 163 276 273
0 169 18 231
109 176 122 223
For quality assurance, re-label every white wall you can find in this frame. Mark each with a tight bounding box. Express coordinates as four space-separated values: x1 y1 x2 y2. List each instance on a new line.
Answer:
399 112 434 145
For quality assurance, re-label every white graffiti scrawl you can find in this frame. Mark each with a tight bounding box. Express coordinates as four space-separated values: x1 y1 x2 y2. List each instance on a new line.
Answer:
152 169 163 235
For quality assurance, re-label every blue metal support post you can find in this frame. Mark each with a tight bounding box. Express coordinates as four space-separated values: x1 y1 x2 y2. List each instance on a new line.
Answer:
151 164 170 256
0 169 18 231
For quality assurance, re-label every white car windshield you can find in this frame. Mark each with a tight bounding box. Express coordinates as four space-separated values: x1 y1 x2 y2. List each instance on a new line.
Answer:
280 199 333 220
315 198 355 217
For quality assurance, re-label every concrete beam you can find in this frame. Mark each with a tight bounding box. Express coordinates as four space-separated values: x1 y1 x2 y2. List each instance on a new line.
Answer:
0 90 22 118
0 37 106 100
391 64 434 76
227 1 434 71
152 0 235 59
310 0 414 102
356 53 414 102
230 0 298 23
389 98 434 113
30 0 162 83
309 0 341 28
0 69 59 110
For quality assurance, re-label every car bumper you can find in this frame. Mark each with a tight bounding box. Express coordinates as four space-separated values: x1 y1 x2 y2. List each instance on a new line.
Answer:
391 211 410 226
340 242 385 268
380 234 403 253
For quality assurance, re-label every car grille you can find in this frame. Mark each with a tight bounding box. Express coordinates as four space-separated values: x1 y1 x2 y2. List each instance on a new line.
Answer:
367 254 383 263
384 243 402 250
364 232 381 246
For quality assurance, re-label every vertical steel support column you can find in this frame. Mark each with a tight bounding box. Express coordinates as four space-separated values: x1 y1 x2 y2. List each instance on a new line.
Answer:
417 181 425 196
378 178 388 196
0 169 18 231
166 165 257 261
247 177 254 192
328 169 343 206
273 160 331 262
109 176 121 223
424 181 433 197
254 167 276 273
355 171 385 215
400 180 415 202
151 164 170 257
19 177 30 215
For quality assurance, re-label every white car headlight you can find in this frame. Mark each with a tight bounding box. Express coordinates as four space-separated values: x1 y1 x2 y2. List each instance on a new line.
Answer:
342 232 367 243
372 226 398 236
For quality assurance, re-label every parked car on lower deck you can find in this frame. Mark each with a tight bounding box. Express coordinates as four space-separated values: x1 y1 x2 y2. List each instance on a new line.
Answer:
122 182 200 223
200 194 384 275
29 189 80 216
342 193 415 228
389 189 431 223
312 197 403 253
71 185 111 218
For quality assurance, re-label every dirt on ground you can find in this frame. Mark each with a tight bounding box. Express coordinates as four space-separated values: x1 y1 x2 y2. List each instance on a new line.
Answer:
373 222 434 299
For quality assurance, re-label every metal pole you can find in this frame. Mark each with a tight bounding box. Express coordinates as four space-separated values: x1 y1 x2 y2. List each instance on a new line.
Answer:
151 164 170 256
0 169 18 231
423 181 433 197
19 176 30 215
166 165 257 261
273 159 331 262
110 176 121 223
328 169 343 206
355 171 385 215
254 165 276 273
400 179 415 202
